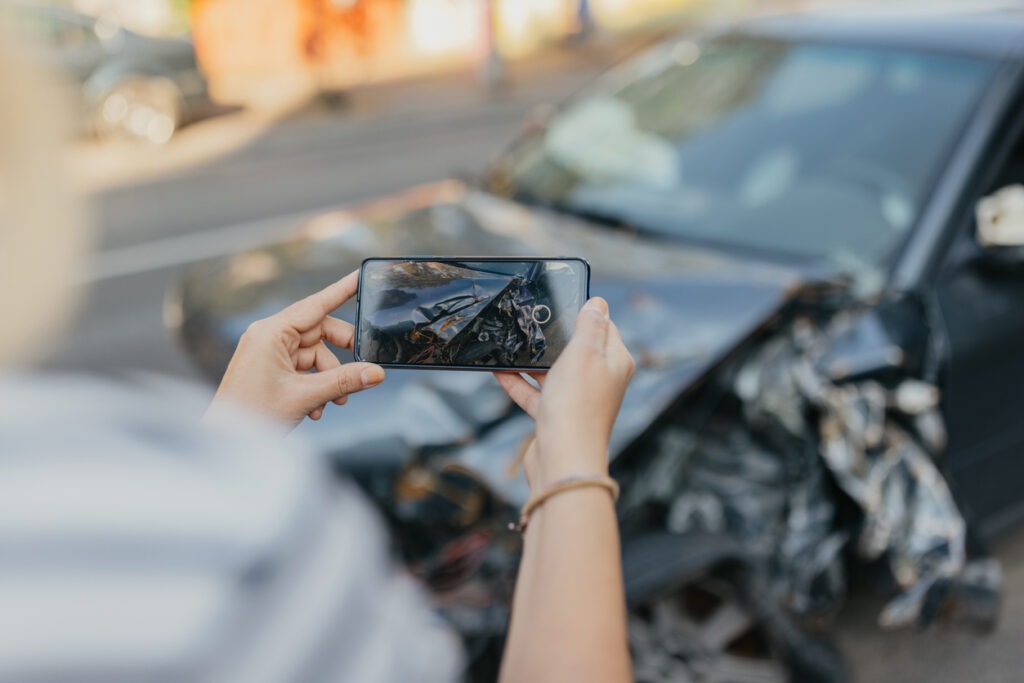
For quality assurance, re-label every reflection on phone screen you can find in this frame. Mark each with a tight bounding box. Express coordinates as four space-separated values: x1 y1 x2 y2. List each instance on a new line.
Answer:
357 259 587 369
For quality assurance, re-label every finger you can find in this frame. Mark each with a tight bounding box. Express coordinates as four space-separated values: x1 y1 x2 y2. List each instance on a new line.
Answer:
303 361 385 408
298 316 355 348
297 342 339 371
569 297 610 353
314 341 347 409
321 317 356 350
494 372 541 419
586 296 609 316
313 343 342 373
606 320 635 377
309 406 324 421
295 346 318 371
278 270 360 330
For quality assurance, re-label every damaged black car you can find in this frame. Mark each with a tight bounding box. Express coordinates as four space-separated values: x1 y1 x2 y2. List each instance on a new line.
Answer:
168 7 1024 682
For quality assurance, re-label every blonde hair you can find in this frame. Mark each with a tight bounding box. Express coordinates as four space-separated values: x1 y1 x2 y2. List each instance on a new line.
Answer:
0 30 92 366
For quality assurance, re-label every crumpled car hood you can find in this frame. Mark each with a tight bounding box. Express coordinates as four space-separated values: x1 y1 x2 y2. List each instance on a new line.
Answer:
172 180 805 503
357 261 559 367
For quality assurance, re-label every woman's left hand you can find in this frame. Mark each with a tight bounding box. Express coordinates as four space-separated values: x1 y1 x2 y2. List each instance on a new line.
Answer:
207 270 385 430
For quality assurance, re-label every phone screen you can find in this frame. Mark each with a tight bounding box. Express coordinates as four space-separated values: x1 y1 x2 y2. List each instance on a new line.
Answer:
355 258 590 370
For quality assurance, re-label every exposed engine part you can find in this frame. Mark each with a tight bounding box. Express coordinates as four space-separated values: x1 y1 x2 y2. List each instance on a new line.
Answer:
654 421 847 623
359 261 582 367
630 577 788 683
626 306 1001 634
734 313 1000 629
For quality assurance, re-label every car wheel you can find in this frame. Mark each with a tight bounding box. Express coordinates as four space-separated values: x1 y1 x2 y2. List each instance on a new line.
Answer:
95 77 182 145
630 576 789 683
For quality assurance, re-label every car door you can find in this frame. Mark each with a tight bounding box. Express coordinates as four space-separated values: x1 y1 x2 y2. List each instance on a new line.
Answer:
934 99 1024 533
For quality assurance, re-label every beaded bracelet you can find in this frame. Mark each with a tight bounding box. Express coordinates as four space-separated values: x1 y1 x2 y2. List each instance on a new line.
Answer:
510 475 620 533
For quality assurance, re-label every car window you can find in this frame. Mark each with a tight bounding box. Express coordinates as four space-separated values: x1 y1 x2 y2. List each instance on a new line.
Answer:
989 123 1024 191
490 37 996 276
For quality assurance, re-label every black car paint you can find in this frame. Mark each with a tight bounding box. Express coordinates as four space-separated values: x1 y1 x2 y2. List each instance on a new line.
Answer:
931 103 1024 534
719 14 1024 536
169 7 1024 680
894 56 1024 535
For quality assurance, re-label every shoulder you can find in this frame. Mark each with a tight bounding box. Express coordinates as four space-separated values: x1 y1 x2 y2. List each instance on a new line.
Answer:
0 372 463 682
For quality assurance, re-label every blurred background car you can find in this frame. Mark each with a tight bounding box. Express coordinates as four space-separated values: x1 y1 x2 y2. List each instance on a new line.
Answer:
0 1 210 143
167 4 1024 681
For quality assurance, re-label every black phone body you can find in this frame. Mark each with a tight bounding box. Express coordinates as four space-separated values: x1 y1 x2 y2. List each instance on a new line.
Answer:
354 257 591 371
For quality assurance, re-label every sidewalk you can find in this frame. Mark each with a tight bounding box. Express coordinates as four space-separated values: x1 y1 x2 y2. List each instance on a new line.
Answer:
330 31 662 121
70 31 662 196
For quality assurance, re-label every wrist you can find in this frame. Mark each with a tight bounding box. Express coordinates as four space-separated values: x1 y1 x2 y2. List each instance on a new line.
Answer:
514 474 620 533
530 437 610 490
535 422 610 453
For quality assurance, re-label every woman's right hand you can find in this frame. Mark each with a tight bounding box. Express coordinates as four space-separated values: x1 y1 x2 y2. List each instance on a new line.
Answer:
207 271 385 431
495 297 634 489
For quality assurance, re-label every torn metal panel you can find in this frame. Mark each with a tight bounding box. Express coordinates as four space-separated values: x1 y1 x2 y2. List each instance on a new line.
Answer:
658 421 847 622
627 305 999 631
735 312 999 629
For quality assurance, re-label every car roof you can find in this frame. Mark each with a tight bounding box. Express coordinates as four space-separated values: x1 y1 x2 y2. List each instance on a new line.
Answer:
731 2 1024 61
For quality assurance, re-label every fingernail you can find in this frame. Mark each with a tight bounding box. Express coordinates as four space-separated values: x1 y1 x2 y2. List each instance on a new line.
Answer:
583 297 609 317
361 366 385 387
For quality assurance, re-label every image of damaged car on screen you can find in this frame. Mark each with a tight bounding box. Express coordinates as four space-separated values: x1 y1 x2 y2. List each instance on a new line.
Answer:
356 259 586 369
168 6 1024 683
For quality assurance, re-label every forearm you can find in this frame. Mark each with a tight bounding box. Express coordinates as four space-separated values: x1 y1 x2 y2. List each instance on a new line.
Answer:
499 476 632 683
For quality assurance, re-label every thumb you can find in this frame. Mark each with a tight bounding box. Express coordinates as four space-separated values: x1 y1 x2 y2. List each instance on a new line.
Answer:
569 297 610 352
302 362 386 408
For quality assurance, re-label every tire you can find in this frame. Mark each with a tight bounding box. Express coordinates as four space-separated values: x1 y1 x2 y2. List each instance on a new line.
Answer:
95 77 182 144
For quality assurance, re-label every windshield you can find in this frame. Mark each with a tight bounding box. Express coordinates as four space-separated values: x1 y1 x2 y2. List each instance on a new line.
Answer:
488 36 995 271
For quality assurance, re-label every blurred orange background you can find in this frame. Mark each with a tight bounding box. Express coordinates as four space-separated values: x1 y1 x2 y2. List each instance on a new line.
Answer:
191 0 705 104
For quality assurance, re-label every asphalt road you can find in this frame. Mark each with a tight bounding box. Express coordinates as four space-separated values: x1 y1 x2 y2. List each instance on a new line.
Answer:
40 37 1024 683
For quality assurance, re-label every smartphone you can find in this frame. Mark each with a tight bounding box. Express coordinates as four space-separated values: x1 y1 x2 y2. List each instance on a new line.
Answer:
355 257 590 371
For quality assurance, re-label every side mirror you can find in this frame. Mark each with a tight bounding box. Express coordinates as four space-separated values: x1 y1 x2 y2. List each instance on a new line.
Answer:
974 184 1024 271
